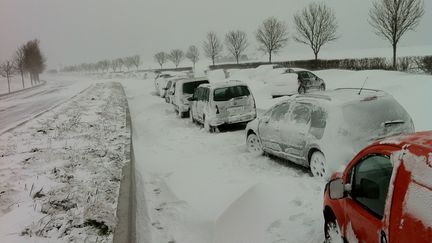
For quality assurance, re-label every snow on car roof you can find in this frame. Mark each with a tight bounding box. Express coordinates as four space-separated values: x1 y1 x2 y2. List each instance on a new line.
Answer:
295 88 389 105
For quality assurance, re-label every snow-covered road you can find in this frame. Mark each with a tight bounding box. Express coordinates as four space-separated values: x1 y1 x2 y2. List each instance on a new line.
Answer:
0 75 92 134
119 68 431 243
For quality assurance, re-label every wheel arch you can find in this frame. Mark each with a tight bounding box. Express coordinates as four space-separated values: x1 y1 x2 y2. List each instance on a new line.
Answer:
307 147 322 166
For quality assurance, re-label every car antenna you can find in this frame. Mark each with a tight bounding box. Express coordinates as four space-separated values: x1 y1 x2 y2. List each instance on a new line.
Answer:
358 76 368 95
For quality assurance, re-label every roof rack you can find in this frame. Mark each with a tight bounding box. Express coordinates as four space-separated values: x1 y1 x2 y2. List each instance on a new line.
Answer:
334 88 382 92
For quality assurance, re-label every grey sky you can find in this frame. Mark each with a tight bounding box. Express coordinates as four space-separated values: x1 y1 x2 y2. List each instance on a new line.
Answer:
1 0 431 69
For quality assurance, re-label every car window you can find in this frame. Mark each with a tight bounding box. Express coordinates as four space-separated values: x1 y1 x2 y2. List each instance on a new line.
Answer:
213 85 251 102
290 102 312 125
270 102 291 122
194 87 201 100
183 80 209 94
309 105 327 139
351 155 393 219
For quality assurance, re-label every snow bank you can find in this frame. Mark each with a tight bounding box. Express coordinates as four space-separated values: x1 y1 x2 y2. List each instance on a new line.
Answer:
214 180 324 243
0 82 130 242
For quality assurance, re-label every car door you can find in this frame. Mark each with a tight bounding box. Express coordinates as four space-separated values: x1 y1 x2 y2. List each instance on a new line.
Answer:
307 72 319 88
279 101 312 159
258 102 291 154
299 71 311 87
343 154 394 243
197 88 208 122
190 87 200 119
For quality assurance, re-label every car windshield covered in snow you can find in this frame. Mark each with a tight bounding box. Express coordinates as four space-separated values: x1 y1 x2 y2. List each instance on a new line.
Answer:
342 97 411 136
213 85 251 102
183 81 209 94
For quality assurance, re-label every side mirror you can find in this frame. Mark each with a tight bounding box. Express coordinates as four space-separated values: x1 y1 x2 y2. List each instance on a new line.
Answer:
329 178 346 200
162 87 168 90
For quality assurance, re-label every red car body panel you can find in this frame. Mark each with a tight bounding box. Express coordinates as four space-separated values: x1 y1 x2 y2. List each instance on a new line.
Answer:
324 131 432 243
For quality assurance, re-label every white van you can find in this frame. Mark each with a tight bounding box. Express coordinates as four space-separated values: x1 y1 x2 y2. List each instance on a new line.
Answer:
171 77 209 118
189 80 257 132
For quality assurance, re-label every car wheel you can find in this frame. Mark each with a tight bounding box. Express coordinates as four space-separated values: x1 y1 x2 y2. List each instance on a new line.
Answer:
319 84 326 91
310 151 327 178
203 117 218 133
247 133 263 155
298 86 306 94
324 219 343 243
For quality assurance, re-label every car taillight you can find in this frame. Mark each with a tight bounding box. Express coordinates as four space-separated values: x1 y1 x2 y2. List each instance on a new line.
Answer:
216 105 220 114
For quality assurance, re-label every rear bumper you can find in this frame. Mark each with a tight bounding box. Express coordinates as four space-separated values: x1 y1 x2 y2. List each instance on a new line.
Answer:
210 111 257 126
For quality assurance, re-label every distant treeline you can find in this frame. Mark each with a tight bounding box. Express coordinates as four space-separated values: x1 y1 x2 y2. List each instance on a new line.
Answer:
209 56 432 74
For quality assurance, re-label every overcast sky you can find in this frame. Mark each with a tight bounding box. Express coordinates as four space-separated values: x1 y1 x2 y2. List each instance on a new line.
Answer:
1 0 431 69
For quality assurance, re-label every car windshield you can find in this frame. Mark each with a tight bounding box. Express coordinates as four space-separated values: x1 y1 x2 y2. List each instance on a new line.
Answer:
183 81 209 94
342 97 410 135
213 85 250 101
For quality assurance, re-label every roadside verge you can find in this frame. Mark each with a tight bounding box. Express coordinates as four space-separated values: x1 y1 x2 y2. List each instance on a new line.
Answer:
0 80 47 98
0 82 132 242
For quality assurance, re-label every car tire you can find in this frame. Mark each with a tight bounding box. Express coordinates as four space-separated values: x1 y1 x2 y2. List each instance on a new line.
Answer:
298 86 306 94
319 84 326 91
203 116 218 133
324 219 344 243
246 133 263 156
310 151 328 178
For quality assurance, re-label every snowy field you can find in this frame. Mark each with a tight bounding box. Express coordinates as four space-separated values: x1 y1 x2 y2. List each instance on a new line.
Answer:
1 66 431 243
0 82 130 242
116 67 431 243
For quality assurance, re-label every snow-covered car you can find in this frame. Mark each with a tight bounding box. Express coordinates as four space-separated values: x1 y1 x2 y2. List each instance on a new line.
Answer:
164 77 186 103
271 69 326 98
323 131 432 243
154 73 173 95
171 77 209 118
245 88 414 177
189 80 257 132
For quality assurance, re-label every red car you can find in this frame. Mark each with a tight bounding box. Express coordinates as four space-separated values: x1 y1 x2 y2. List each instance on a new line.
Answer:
323 131 432 243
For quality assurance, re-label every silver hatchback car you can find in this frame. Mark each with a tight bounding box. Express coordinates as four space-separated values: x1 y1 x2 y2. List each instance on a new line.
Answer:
245 88 414 177
189 80 257 132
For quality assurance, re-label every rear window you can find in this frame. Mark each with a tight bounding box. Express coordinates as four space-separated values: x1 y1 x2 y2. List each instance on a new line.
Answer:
183 80 209 94
213 85 251 102
342 97 410 133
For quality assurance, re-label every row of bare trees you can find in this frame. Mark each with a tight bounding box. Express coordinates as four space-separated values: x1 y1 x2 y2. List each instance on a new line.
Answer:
0 39 46 93
154 0 424 70
62 55 141 73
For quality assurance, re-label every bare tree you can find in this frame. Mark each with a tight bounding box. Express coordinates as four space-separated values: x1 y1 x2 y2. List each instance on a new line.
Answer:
1 60 16 93
294 3 338 61
100 60 110 72
168 49 185 68
116 58 124 71
154 52 168 69
111 59 120 72
369 0 424 69
123 57 134 71
14 45 26 88
22 39 46 84
256 17 289 63
186 45 200 70
203 32 223 65
225 30 248 64
130 55 141 70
